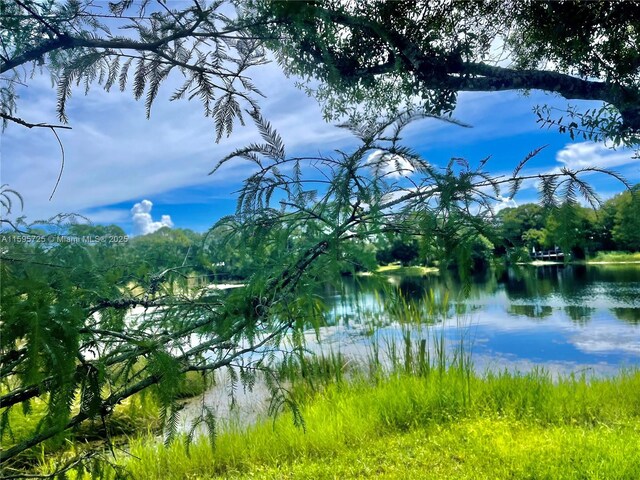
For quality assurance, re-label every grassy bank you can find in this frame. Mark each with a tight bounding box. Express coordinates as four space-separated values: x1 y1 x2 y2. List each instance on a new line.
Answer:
86 366 640 480
586 251 640 263
375 264 439 276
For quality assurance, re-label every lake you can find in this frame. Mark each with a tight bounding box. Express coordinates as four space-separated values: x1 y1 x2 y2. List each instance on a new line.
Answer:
317 264 640 376
179 264 640 431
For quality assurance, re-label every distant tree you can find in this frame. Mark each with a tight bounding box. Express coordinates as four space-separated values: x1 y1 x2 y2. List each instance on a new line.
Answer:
592 197 619 251
127 227 198 273
68 224 126 238
544 202 600 258
521 228 547 251
611 186 640 251
497 204 546 248
376 238 421 266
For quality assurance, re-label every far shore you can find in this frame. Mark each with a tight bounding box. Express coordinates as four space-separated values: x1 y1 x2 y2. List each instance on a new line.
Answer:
204 283 245 290
584 260 640 265
523 260 640 266
365 265 439 276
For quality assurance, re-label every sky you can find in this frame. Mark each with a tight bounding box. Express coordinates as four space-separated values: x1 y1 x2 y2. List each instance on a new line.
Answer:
2 55 639 235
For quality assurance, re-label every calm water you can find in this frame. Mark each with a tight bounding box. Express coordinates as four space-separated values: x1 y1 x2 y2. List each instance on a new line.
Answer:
317 265 640 375
180 264 640 432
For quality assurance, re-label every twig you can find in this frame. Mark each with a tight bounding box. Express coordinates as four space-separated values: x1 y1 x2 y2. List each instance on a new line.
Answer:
0 112 71 130
48 127 65 200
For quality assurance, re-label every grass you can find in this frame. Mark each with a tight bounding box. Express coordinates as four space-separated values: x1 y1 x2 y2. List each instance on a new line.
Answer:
0 370 207 466
17 291 640 479
587 251 640 263
376 264 438 276
90 366 640 480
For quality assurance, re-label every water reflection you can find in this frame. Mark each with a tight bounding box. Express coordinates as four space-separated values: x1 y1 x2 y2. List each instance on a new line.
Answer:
612 308 640 325
564 306 596 325
320 265 640 371
503 265 640 306
509 304 554 319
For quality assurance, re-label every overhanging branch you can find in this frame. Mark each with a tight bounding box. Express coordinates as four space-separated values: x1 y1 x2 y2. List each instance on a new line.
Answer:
294 5 640 133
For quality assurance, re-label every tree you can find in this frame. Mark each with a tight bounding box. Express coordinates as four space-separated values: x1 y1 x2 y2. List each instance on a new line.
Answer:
611 186 640 251
544 201 601 258
0 214 325 470
521 228 547 251
592 196 619 251
249 0 640 149
2 0 639 150
0 111 617 469
126 227 198 273
1 1 634 473
376 238 420 266
1 0 267 138
497 204 547 248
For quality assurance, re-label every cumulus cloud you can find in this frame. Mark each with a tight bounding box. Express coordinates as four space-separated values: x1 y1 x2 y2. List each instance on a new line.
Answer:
0 63 356 222
493 196 517 213
365 150 416 178
556 142 638 170
131 199 173 235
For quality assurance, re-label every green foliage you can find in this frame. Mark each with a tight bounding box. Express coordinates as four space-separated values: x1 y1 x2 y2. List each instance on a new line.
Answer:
0 111 625 472
611 187 640 251
249 0 640 147
590 251 640 263
521 228 547 250
497 204 546 248
3 1 639 149
1 0 267 139
0 216 259 467
3 2 637 477
376 238 420 267
492 191 640 262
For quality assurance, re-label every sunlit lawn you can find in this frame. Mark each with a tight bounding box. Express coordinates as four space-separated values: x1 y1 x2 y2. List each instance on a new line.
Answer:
105 369 640 479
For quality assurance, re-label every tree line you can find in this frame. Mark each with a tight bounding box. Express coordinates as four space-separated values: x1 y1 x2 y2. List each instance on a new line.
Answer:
495 187 640 259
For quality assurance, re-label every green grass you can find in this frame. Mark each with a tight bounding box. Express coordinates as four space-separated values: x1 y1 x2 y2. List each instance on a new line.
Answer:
16 291 640 479
96 368 640 480
0 370 207 465
376 264 438 276
587 251 640 263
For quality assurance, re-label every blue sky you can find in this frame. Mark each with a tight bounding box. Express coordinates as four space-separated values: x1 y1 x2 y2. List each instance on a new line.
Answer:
2 59 639 235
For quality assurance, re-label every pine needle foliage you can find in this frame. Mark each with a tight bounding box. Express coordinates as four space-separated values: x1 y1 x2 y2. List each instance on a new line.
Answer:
2 0 268 140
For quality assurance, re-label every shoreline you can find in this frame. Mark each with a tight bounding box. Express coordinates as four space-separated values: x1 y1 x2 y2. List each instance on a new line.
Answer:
363 265 439 276
584 260 640 265
519 260 640 266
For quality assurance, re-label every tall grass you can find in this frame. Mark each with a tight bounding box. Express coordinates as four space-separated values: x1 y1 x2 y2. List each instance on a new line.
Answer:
98 366 640 480
100 300 640 480
30 292 640 478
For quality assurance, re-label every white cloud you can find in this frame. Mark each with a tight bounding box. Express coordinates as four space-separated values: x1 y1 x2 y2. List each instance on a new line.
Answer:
556 142 639 171
502 142 639 202
3 57 636 229
365 150 416 178
0 62 357 222
571 325 640 355
131 199 173 235
493 196 517 213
